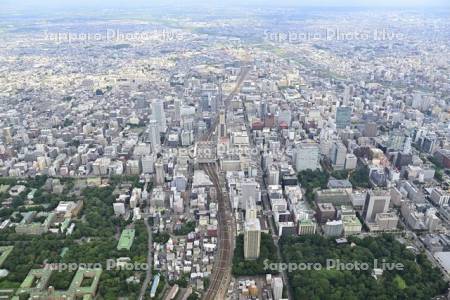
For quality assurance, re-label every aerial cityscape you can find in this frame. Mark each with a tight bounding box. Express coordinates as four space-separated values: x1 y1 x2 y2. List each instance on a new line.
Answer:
1 0 450 299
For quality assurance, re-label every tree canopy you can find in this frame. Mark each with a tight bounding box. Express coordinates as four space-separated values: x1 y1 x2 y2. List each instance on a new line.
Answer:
280 234 447 300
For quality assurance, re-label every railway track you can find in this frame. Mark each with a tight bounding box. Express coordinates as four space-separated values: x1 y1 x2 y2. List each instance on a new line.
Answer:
200 65 251 300
202 163 233 300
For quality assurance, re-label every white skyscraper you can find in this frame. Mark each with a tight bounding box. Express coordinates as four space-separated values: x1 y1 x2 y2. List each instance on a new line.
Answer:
245 197 258 221
244 219 261 260
272 277 283 300
174 99 181 122
151 100 167 133
343 85 350 106
148 120 161 153
155 160 165 186
240 179 261 209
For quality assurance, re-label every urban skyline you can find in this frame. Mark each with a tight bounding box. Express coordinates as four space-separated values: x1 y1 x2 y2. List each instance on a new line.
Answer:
0 2 450 300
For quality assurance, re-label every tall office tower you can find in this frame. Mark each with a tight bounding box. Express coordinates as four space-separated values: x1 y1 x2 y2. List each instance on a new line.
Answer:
330 142 347 170
267 165 279 185
174 99 181 122
244 219 261 260
210 95 219 113
151 100 166 133
245 197 258 221
260 99 268 120
363 190 391 222
262 152 273 172
218 109 227 139
343 85 352 106
271 277 283 300
344 153 357 170
241 179 261 209
200 94 210 112
294 142 320 171
155 160 165 186
148 120 161 153
335 106 352 129
217 83 223 111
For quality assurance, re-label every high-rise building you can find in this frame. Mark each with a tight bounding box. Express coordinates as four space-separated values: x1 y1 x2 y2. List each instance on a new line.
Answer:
245 197 258 221
211 94 219 113
363 190 391 222
241 179 261 209
342 84 353 106
155 160 165 186
271 277 283 300
260 99 267 120
330 142 346 170
336 106 352 129
295 142 320 171
244 219 261 260
151 100 166 133
174 99 181 122
148 120 161 153
344 153 357 170
267 165 280 185
218 109 227 139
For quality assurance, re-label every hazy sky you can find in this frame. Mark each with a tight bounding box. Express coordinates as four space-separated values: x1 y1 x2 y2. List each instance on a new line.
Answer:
1 0 449 14
2 0 449 8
